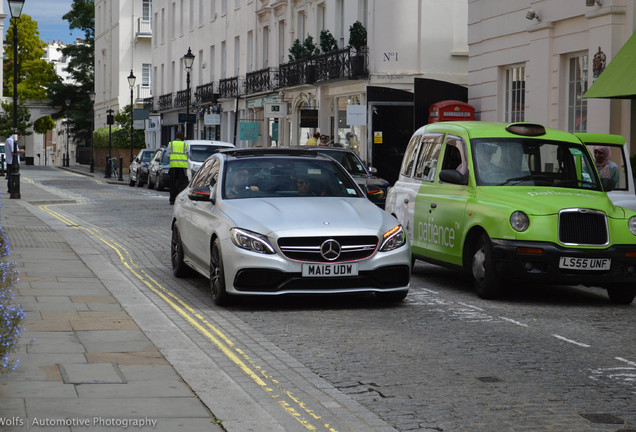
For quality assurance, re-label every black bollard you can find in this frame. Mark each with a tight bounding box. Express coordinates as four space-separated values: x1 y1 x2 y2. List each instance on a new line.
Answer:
118 157 124 181
105 156 111 178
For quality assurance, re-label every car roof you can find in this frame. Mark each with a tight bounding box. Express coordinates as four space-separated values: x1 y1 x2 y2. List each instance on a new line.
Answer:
185 140 235 147
220 147 334 161
574 132 626 147
417 121 580 143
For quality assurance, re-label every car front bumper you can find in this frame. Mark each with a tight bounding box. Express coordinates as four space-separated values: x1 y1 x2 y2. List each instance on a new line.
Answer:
491 239 636 286
222 241 411 296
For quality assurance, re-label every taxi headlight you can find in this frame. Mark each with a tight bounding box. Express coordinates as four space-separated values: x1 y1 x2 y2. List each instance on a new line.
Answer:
380 225 406 251
629 216 636 236
230 228 275 254
510 211 529 232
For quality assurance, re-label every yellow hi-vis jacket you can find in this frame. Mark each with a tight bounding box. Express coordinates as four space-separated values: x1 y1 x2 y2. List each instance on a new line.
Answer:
168 140 188 168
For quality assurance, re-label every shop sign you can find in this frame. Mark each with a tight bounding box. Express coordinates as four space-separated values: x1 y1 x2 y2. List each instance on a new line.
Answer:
239 122 259 141
264 102 289 118
300 109 318 128
374 131 383 144
347 105 367 126
204 113 221 125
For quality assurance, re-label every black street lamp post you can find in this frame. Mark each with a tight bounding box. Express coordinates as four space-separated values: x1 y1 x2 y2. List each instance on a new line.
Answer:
127 70 136 163
64 98 70 167
184 48 195 139
89 91 95 173
8 0 25 200
105 108 114 178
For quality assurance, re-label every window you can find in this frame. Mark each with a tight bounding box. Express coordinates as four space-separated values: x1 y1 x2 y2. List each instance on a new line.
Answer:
222 0 227 15
210 45 215 82
317 3 326 32
278 20 286 64
247 31 253 73
400 134 421 177
234 36 240 76
568 54 588 132
504 65 525 122
211 0 216 19
336 0 344 48
440 136 466 174
221 41 227 79
414 134 444 181
142 64 152 86
297 11 306 40
143 0 151 20
263 26 269 68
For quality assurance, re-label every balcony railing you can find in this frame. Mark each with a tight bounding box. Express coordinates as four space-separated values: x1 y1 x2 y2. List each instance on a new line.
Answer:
218 76 241 98
315 48 352 82
136 18 152 37
245 68 279 94
195 82 218 104
136 84 151 101
174 89 191 108
158 93 173 111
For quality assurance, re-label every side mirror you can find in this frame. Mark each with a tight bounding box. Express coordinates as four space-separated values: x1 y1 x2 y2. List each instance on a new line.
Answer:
188 185 214 202
368 166 378 175
601 177 615 192
439 169 468 185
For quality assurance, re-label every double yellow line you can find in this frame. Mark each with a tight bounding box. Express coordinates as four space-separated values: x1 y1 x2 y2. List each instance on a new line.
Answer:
39 202 339 432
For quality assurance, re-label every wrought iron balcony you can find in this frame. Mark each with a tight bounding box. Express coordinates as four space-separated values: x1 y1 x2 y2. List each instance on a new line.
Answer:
315 48 352 82
245 68 279 94
195 82 218 104
157 93 173 111
174 89 191 108
279 59 318 87
218 76 241 98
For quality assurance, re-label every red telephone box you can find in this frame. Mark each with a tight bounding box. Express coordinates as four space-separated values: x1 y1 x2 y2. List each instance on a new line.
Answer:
428 100 475 123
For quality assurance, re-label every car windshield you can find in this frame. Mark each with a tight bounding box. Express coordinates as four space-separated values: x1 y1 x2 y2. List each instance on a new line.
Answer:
140 151 153 162
222 157 363 199
189 145 228 162
317 150 368 175
472 138 602 190
161 150 170 163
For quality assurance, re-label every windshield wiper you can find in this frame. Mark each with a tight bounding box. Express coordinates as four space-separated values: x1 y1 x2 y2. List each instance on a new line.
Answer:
497 174 553 186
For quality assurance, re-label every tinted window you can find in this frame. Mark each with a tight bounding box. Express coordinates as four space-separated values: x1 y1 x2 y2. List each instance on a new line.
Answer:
400 135 421 177
222 157 362 199
189 145 229 162
318 150 367 175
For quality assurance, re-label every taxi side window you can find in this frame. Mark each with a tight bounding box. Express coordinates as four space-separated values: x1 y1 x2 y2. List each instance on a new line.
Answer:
414 134 443 181
400 134 422 177
440 135 467 174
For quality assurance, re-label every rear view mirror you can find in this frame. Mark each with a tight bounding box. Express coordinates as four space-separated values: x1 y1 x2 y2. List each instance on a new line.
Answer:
439 169 468 185
188 185 214 202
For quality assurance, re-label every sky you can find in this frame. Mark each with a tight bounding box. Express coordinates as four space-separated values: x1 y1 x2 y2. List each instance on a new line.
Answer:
3 0 83 44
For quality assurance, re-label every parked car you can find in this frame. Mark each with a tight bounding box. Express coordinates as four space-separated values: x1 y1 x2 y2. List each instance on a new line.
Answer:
186 140 235 180
129 149 155 187
576 132 636 212
385 121 636 304
302 146 391 208
171 148 411 305
147 147 171 191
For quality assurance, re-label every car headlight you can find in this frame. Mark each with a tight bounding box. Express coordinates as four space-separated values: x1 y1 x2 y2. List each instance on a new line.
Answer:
510 211 529 232
380 225 406 251
230 228 276 254
162 168 170 174
629 216 636 236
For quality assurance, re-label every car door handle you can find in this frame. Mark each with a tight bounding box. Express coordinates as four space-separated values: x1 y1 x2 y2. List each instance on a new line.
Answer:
430 203 437 208
404 198 409 204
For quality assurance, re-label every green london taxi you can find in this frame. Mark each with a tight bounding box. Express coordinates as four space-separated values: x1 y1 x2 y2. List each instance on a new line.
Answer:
385 121 636 304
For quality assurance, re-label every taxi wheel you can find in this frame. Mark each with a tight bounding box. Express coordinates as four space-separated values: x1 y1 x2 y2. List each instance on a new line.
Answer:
471 234 503 299
171 226 191 278
210 239 230 306
606 284 636 305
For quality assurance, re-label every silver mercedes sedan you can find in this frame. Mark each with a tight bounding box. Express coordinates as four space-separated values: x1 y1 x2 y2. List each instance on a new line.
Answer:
171 148 411 305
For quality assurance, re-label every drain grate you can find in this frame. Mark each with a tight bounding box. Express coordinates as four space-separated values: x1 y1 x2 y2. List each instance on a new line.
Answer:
579 413 623 424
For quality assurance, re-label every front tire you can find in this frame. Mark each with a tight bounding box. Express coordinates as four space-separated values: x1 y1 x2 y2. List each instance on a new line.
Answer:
147 174 155 189
607 284 636 305
171 226 191 278
471 233 503 299
210 239 230 306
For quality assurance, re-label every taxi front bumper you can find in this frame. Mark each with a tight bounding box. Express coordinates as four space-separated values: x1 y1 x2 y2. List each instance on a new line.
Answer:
490 239 636 286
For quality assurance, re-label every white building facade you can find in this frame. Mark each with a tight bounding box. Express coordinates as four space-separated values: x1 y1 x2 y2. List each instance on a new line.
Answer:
94 0 153 145
148 0 468 182
467 0 635 151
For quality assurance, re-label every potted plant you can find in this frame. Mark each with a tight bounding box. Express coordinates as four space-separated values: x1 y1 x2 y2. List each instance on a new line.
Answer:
348 21 367 76
303 35 319 83
320 30 341 79
288 38 307 62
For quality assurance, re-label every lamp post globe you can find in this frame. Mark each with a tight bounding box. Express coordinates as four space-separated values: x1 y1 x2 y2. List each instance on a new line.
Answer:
127 70 136 163
184 48 195 140
8 0 25 199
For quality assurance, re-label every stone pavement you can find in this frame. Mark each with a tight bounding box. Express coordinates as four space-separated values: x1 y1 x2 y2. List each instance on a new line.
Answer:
0 168 221 432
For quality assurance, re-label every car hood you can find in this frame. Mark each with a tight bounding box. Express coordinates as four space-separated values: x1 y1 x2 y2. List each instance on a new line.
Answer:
220 197 397 236
476 187 626 218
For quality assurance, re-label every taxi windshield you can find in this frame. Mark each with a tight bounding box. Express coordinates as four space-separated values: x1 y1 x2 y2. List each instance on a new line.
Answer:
472 138 602 190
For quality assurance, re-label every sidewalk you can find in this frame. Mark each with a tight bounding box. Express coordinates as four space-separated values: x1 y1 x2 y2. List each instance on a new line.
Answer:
0 168 222 431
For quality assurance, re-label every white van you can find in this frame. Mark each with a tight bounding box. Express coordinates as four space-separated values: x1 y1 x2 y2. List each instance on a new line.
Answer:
186 140 235 180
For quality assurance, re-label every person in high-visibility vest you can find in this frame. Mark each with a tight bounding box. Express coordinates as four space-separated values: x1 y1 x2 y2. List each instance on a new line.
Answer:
167 131 189 205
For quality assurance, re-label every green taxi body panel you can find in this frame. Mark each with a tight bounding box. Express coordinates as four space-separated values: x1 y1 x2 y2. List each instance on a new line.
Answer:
403 121 636 268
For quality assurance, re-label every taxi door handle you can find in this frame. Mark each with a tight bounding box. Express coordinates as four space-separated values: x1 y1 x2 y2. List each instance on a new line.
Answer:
430 203 437 209
404 198 409 204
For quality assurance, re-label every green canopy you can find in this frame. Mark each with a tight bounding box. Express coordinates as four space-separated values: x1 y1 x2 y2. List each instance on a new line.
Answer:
583 32 636 99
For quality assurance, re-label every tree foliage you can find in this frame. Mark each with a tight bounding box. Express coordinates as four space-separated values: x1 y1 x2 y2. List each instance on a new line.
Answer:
3 15 56 100
93 105 144 149
0 101 32 139
47 0 95 148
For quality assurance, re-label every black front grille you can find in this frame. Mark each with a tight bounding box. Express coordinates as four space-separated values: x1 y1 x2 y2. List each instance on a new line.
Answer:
278 236 378 262
559 209 608 245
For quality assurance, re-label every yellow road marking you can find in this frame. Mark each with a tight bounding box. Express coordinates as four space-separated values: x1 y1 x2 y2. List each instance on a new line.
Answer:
38 203 340 432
